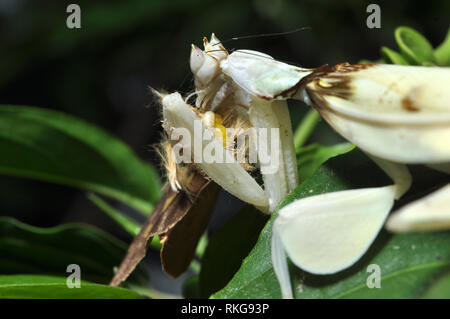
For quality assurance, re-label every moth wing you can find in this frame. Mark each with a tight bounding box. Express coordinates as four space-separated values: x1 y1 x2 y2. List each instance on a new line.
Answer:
221 50 313 100
306 64 450 163
274 186 395 275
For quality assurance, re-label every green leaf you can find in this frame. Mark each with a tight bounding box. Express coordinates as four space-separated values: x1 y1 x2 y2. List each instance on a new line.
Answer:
199 206 269 298
380 46 410 65
327 232 450 298
0 105 161 213
87 193 163 249
126 284 180 299
213 151 450 298
435 28 450 66
87 193 141 236
0 217 148 286
0 275 142 299
421 271 450 299
297 142 354 181
395 26 436 65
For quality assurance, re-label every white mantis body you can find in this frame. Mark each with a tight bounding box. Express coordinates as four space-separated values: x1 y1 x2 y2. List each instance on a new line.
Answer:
160 34 450 299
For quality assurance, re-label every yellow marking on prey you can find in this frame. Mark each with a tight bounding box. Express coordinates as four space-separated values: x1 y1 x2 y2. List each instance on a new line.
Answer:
202 111 228 146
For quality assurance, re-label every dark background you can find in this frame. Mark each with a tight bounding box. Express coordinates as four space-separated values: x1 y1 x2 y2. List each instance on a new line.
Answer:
0 0 448 293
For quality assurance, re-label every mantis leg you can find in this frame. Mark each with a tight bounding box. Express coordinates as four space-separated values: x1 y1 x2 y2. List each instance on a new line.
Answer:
387 162 450 232
271 154 412 298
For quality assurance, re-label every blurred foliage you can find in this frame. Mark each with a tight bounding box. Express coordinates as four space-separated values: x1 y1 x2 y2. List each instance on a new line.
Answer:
0 217 149 285
0 275 143 298
377 26 450 65
0 105 161 213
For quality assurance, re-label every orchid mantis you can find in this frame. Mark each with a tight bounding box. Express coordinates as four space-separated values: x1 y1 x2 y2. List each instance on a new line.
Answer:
158 34 450 299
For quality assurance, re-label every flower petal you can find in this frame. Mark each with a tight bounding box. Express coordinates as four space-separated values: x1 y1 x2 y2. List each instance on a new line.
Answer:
273 185 396 275
386 183 450 232
271 224 293 299
305 64 450 163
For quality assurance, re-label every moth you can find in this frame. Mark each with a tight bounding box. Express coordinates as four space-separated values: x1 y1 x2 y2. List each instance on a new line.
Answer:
154 34 450 298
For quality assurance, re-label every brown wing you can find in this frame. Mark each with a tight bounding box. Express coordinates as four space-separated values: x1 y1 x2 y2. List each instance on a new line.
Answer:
110 171 218 286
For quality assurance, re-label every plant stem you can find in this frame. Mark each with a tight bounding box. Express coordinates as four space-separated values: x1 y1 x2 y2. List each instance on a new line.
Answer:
293 109 320 150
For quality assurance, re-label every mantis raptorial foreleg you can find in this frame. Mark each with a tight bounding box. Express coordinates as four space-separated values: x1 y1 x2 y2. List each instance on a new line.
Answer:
387 183 450 232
